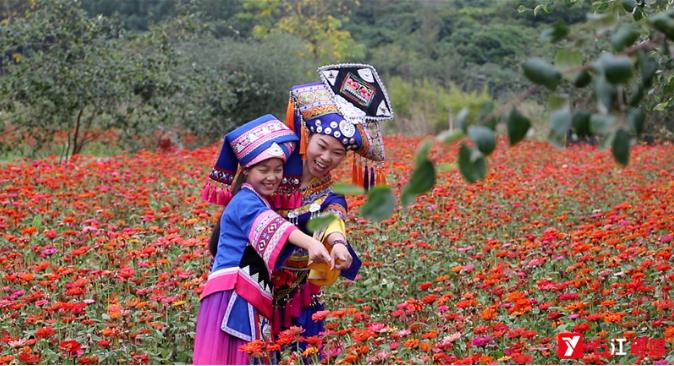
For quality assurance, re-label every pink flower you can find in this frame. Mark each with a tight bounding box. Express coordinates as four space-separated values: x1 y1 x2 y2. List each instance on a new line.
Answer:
472 335 492 347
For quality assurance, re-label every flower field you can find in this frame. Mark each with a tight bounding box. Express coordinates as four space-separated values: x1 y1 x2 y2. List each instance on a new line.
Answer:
1 136 673 364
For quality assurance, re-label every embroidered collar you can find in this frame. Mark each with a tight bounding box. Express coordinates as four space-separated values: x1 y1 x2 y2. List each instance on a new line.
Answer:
301 175 333 199
241 183 271 208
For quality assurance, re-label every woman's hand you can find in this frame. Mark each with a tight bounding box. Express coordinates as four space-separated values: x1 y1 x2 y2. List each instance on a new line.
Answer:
330 243 352 270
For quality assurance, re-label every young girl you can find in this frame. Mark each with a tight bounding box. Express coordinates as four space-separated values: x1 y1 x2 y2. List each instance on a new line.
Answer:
193 114 332 365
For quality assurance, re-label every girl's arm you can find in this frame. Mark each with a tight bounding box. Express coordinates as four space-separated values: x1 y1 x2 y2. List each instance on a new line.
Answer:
288 230 333 267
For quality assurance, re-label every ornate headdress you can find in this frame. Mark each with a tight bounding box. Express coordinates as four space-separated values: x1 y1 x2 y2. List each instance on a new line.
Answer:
284 64 394 191
201 114 300 207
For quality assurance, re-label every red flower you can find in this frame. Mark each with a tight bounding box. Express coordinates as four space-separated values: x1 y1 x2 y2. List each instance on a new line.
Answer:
118 267 134 279
18 350 41 364
574 323 591 333
511 352 533 364
35 326 55 338
79 355 99 364
59 340 83 356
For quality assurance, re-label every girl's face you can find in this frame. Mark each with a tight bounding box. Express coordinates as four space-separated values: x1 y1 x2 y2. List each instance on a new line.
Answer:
244 158 284 196
305 134 347 178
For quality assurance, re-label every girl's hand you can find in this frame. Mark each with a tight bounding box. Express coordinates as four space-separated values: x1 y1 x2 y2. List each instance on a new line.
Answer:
307 240 333 267
330 244 352 270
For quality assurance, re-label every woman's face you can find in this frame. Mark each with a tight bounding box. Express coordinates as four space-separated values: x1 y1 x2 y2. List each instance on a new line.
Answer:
244 158 284 196
305 134 347 178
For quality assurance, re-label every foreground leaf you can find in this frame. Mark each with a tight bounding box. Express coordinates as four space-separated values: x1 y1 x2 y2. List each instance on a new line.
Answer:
507 108 531 146
331 182 365 196
359 185 395 221
612 128 631 165
458 143 487 183
522 58 562 90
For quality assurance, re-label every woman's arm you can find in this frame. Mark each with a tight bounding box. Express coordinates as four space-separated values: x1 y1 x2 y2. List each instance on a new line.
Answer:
327 232 352 270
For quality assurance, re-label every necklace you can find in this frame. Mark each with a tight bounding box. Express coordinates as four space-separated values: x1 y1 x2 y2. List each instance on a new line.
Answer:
301 175 333 199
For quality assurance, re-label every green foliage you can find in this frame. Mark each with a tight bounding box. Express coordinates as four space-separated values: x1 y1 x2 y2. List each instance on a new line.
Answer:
401 139 436 207
387 77 493 134
0 0 313 158
507 108 532 146
359 185 395 222
0 0 176 158
457 143 486 183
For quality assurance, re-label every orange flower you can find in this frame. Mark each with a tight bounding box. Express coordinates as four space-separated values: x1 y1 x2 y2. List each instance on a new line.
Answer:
302 346 319 358
107 304 123 320
240 340 265 358
403 338 420 348
481 306 497 320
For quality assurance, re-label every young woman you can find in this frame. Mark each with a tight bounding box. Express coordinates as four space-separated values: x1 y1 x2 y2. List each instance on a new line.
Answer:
271 64 394 344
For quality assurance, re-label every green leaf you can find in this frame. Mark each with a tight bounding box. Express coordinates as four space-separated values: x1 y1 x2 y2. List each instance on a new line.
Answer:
522 58 562 90
548 93 569 110
359 185 395 222
610 24 640 51
627 107 645 135
572 111 592 138
653 100 670 111
457 143 487 183
633 7 644 21
437 129 464 144
637 51 657 87
330 182 365 196
594 53 633 84
555 48 583 73
533 4 547 16
507 108 531 146
402 140 437 206
595 76 616 112
548 109 572 147
628 84 645 106
612 128 631 166
307 213 339 232
456 107 470 133
468 125 496 156
401 160 436 207
650 12 674 41
573 70 592 88
590 114 616 135
415 139 433 165
541 21 569 43
622 0 637 12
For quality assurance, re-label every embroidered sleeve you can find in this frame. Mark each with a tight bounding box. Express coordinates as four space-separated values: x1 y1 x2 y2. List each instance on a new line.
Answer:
324 193 348 222
237 190 298 273
322 216 346 241
247 210 297 273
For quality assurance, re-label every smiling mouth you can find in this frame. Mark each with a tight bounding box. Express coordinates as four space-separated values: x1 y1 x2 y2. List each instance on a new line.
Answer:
314 160 328 170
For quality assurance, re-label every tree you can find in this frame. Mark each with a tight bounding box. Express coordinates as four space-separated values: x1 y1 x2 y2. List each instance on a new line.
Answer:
0 0 178 159
237 0 365 64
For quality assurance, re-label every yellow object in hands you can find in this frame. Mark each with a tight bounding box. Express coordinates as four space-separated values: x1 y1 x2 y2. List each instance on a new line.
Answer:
308 262 340 286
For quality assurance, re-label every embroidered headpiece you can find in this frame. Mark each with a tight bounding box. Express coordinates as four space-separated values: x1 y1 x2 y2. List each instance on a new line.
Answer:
202 114 300 207
284 64 394 191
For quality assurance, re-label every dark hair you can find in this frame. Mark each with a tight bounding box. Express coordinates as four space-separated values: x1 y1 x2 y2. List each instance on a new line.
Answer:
209 220 220 257
208 171 246 257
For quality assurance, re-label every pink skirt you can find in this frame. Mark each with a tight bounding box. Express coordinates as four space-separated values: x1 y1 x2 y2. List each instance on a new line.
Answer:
193 290 250 365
